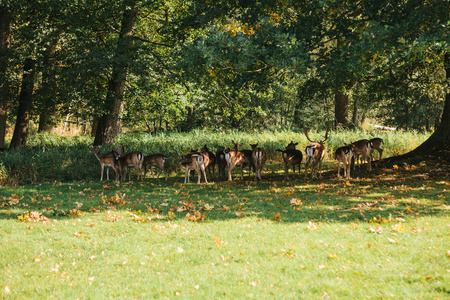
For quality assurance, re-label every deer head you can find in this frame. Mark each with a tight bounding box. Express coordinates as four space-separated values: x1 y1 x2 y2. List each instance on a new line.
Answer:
303 123 330 145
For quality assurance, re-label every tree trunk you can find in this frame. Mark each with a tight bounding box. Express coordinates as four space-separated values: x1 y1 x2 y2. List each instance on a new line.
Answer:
352 97 359 127
38 35 59 133
398 52 450 160
10 58 36 148
94 0 137 145
335 90 349 128
0 6 10 150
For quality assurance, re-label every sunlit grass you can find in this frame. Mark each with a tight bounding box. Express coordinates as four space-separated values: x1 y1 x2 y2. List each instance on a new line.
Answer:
0 158 449 298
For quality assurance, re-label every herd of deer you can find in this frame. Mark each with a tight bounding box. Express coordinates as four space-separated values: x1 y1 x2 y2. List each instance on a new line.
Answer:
90 126 383 183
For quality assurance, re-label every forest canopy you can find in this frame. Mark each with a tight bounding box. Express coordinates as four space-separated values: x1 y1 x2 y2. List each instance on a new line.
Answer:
0 0 449 149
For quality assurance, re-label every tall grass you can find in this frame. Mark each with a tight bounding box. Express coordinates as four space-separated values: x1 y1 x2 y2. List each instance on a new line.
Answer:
0 129 430 184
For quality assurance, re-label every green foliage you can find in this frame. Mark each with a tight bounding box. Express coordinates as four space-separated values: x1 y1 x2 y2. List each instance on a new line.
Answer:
0 130 430 184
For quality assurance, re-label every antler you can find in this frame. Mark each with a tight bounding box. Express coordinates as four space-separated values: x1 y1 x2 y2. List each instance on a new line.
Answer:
321 122 331 144
303 127 314 143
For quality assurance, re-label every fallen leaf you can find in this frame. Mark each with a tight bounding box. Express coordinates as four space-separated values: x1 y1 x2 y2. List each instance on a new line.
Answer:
369 225 383 234
306 221 317 230
272 213 281 221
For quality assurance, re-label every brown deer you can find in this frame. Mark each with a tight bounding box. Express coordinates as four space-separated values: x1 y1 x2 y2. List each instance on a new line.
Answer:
178 151 208 184
369 138 383 161
276 141 303 180
142 154 169 181
215 146 227 180
90 145 122 181
201 145 216 179
224 141 249 181
303 124 330 179
116 144 144 180
334 144 354 179
240 143 256 177
251 143 267 181
351 139 373 171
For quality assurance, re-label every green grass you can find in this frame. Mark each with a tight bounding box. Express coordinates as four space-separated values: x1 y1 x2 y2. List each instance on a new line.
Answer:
1 158 449 298
0 128 431 184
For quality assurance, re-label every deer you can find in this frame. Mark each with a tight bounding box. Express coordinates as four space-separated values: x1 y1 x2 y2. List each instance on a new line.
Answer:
215 146 227 180
201 145 216 180
224 141 249 181
142 154 169 181
90 145 122 181
251 143 267 181
276 141 303 180
178 151 208 184
240 143 256 177
334 144 354 179
303 124 330 179
351 139 373 171
116 144 144 180
369 137 383 161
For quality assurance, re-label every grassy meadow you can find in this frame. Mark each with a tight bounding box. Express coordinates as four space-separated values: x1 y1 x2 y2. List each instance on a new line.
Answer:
0 129 449 299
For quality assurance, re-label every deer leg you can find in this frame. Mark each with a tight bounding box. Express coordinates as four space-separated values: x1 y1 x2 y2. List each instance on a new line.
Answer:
202 166 208 184
304 160 309 179
228 164 233 181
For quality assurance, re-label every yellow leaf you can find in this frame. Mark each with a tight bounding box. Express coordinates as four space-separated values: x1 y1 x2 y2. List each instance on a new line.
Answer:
327 252 338 259
393 165 399 170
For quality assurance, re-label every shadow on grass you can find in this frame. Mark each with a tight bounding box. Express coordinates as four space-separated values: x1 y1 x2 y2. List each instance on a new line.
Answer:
0 160 448 224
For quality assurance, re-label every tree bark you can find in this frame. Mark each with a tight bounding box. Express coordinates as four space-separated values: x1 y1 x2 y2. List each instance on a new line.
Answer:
10 58 37 148
94 0 137 145
335 90 349 128
352 97 359 127
38 36 59 133
0 6 10 150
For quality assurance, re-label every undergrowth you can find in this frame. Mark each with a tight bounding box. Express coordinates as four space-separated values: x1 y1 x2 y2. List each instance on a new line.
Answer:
0 129 430 184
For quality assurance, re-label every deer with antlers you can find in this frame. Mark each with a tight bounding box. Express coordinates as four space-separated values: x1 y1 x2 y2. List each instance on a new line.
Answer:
90 145 122 181
116 144 144 181
276 141 303 180
142 154 169 181
251 143 266 181
334 144 354 179
351 139 373 171
303 124 330 179
178 150 209 184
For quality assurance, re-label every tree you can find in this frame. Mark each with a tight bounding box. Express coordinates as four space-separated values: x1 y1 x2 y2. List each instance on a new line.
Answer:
0 6 10 150
94 0 138 145
10 58 36 148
